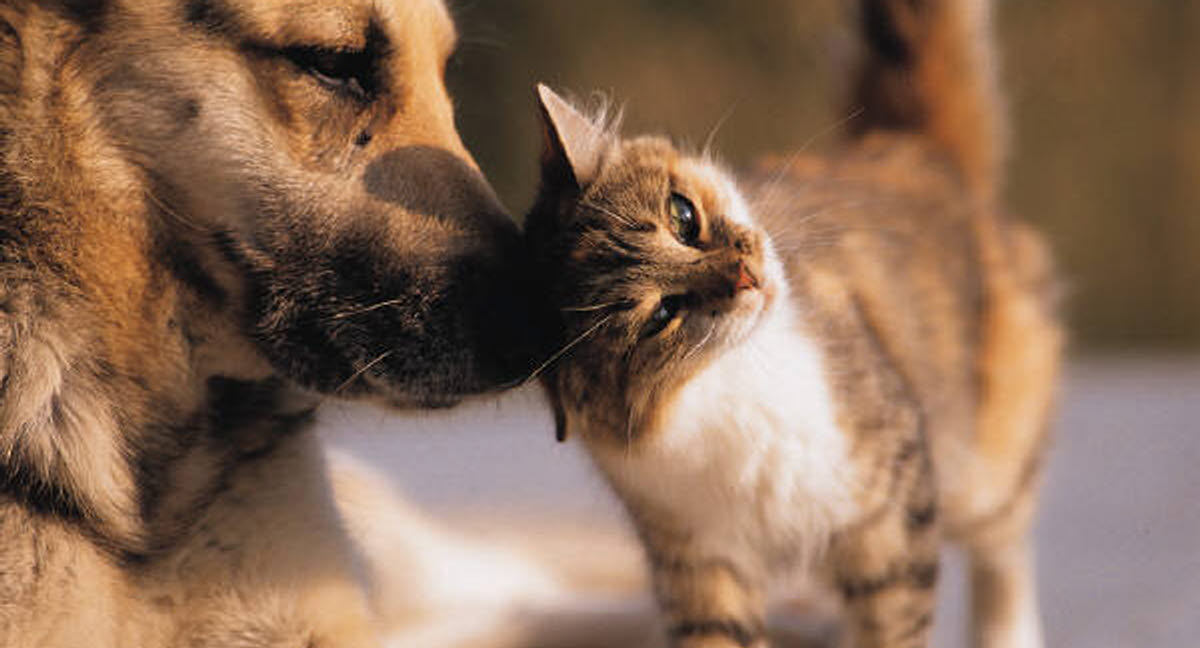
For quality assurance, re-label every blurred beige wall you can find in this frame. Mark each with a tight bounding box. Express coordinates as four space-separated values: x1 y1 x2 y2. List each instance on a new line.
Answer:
446 0 1200 351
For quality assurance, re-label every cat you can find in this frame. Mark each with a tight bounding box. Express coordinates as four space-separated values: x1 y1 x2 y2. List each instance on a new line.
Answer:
523 1 1062 647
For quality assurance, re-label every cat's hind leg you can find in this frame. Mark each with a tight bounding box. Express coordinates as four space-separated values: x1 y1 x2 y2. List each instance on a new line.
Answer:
954 220 1058 648
958 477 1045 648
967 535 1043 648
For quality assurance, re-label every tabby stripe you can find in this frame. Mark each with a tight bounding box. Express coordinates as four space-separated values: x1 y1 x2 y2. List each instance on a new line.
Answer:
848 293 923 414
906 500 938 531
604 231 645 256
650 554 756 592
839 560 939 599
668 619 763 647
895 611 934 643
847 436 930 534
894 436 921 465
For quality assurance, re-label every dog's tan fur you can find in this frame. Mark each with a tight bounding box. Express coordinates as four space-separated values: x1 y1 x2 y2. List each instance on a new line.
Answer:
0 1 540 645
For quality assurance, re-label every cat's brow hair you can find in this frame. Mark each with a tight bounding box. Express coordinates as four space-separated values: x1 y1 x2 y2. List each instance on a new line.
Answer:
579 197 642 229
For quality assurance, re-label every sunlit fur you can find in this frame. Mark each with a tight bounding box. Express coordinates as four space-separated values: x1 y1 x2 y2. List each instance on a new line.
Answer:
530 122 858 559
528 95 860 647
0 0 537 646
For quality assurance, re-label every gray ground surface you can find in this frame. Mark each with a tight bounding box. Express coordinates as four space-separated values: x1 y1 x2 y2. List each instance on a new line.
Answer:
326 356 1200 647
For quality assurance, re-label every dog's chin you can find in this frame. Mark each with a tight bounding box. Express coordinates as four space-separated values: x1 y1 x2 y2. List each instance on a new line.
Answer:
233 239 542 408
379 391 477 411
359 391 462 411
307 338 530 411
353 375 514 411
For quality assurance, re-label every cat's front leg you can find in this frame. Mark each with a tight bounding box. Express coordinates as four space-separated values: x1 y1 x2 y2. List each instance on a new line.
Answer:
638 529 769 648
830 444 941 648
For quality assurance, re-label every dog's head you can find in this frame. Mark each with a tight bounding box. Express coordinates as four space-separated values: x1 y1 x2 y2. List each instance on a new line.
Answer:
22 0 541 406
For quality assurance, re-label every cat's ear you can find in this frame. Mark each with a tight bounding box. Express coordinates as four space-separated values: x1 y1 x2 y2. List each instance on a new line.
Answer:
536 84 610 189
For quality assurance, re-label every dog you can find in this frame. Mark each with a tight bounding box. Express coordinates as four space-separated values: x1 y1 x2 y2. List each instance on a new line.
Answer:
0 0 542 645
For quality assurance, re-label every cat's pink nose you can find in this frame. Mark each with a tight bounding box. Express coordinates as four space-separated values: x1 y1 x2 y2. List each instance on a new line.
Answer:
736 263 759 291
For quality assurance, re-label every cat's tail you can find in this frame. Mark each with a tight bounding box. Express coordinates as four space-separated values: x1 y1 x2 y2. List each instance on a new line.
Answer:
850 0 1004 199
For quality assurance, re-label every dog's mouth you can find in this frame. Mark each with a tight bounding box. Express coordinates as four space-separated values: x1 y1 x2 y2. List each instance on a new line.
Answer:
222 203 543 407
354 238 543 404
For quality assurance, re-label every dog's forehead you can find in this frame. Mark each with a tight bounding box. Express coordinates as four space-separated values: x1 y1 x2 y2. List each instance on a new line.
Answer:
208 0 455 50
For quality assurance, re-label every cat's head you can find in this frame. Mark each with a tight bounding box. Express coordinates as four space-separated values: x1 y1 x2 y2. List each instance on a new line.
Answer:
526 85 782 446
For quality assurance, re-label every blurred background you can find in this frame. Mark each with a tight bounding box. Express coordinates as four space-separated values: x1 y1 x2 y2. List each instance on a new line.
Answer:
328 2 1200 647
444 0 1200 352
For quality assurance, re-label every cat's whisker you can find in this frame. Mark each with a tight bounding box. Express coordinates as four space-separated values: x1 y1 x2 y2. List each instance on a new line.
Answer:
796 106 865 155
764 200 903 253
683 321 717 363
701 103 740 159
623 401 641 459
756 109 866 204
334 350 394 395
561 300 628 313
761 106 869 202
522 314 615 384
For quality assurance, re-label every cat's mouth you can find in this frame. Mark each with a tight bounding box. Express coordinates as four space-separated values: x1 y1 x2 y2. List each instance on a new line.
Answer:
714 277 777 348
748 284 775 333
760 278 778 313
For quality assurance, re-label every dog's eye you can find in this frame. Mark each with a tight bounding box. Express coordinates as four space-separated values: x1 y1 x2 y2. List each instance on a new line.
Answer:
281 46 375 100
668 193 700 245
643 294 685 339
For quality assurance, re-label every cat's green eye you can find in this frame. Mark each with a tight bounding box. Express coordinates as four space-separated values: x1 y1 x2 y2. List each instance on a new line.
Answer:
643 295 684 338
668 193 700 244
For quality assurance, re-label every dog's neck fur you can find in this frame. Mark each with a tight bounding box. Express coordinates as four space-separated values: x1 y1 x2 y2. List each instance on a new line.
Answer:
0 6 303 559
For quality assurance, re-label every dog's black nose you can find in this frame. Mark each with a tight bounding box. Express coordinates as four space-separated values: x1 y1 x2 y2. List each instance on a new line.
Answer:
364 145 513 239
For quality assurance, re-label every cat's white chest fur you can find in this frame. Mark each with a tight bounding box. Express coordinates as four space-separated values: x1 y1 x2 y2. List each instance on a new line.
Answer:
592 305 857 572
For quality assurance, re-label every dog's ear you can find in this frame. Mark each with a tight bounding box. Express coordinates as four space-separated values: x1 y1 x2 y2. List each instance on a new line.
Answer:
535 84 610 190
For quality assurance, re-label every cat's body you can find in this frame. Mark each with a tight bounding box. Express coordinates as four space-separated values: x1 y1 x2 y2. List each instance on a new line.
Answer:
591 288 853 573
526 1 1061 647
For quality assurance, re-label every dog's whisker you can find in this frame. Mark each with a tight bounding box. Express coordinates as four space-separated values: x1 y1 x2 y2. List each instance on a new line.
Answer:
459 36 509 50
145 189 206 232
522 314 614 384
330 298 407 321
334 350 394 394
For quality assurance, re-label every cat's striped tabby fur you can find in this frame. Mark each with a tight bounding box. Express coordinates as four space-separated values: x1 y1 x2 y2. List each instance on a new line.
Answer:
525 1 1062 647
